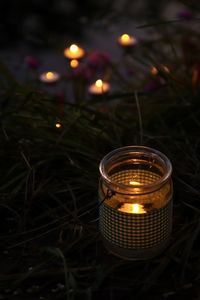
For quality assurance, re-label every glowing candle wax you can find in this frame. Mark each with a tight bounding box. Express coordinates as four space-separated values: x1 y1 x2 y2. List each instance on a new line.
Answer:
118 203 146 214
64 44 85 60
39 71 60 83
88 79 110 95
118 33 137 47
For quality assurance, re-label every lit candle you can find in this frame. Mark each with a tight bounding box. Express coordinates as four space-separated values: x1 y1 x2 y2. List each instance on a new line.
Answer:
64 44 85 60
39 71 60 83
118 203 146 214
55 122 62 128
118 33 137 47
88 79 110 95
99 146 173 260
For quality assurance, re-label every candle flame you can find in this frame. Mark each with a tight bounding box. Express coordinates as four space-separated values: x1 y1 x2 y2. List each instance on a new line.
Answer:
70 44 79 53
129 180 140 185
46 72 54 79
121 34 131 42
70 59 79 68
118 203 146 214
95 79 103 88
55 122 62 128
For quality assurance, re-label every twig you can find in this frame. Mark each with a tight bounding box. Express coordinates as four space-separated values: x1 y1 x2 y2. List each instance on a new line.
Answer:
134 91 143 144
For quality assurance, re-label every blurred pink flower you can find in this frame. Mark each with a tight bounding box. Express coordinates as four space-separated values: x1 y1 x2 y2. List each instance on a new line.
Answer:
143 79 163 93
87 51 111 70
72 64 94 81
25 55 40 69
177 10 193 21
126 69 135 77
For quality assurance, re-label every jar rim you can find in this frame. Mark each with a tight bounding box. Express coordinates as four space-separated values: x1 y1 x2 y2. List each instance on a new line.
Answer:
99 146 172 193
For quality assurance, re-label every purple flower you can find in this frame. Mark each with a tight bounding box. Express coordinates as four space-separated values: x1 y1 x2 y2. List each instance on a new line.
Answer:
143 79 162 93
126 69 135 77
72 64 95 81
87 51 111 70
177 10 193 21
24 55 40 69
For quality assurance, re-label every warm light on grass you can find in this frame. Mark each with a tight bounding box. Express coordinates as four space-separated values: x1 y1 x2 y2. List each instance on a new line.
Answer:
151 65 170 76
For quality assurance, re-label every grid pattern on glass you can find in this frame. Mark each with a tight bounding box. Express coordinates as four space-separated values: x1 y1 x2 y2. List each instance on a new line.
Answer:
100 200 172 249
110 169 161 186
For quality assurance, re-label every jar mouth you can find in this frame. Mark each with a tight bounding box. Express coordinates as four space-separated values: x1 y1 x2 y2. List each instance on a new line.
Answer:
99 146 172 194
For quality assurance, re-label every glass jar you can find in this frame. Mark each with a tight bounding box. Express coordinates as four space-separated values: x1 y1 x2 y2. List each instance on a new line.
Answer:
99 146 173 260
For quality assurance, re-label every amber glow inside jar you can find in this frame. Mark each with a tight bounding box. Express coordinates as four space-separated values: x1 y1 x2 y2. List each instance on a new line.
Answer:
99 146 173 260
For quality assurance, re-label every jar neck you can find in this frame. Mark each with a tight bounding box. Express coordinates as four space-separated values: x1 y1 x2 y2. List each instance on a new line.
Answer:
99 146 172 195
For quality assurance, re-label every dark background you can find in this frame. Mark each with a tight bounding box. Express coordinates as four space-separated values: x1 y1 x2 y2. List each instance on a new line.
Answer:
1 0 198 47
